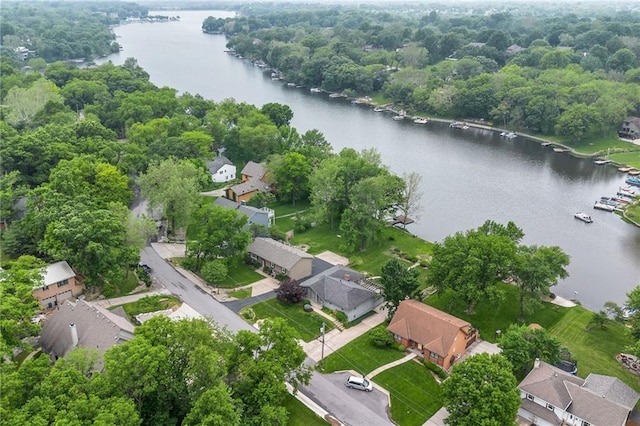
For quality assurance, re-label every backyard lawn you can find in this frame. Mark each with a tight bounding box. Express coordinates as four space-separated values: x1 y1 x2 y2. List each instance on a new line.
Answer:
374 360 443 426
241 298 334 342
426 284 640 392
319 324 405 375
117 294 182 319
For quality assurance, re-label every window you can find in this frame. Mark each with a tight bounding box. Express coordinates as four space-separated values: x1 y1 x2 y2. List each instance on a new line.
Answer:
429 352 439 360
526 394 534 401
269 262 275 268
57 279 68 288
394 334 401 341
219 170 223 174
546 403 554 411
282 268 287 274
582 422 590 426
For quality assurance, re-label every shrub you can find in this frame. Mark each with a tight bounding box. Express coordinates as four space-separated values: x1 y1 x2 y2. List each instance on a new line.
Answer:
424 360 448 380
369 327 395 347
396 343 406 352
276 278 306 304
101 282 117 298
335 310 348 324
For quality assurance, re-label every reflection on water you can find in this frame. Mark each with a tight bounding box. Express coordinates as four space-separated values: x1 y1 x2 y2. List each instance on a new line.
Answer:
99 10 640 310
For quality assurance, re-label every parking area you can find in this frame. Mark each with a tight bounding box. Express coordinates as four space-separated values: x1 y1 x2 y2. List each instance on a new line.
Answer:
324 372 390 421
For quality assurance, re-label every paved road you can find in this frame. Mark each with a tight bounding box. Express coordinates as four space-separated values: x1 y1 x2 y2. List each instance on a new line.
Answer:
223 290 276 313
140 246 393 426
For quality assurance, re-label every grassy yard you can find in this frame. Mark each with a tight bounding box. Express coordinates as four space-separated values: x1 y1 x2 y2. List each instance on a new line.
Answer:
118 294 181 318
319 324 405 375
217 263 264 288
609 150 640 169
374 360 443 426
283 393 329 426
624 200 640 224
270 200 311 218
242 299 334 342
426 284 640 392
227 287 252 299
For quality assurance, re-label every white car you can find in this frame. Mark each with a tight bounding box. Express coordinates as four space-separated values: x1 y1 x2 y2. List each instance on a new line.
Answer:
345 375 373 392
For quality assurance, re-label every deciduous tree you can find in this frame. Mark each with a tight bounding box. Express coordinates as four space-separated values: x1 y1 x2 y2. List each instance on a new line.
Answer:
380 258 421 318
498 324 561 375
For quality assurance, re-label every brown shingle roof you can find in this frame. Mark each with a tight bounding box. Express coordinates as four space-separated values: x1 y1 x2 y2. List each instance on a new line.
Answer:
387 300 470 357
241 161 266 180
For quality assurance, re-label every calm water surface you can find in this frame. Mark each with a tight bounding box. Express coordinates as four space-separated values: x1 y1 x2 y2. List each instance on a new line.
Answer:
100 11 640 310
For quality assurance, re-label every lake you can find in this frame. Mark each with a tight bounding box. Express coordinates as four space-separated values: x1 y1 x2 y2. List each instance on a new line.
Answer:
99 10 640 310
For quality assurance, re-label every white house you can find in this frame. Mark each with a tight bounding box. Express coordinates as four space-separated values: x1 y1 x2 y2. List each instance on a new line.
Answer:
206 155 236 183
518 359 639 426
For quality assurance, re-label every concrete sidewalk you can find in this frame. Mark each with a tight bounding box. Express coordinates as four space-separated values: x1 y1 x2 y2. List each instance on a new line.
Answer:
93 289 172 308
303 307 388 362
369 352 417 378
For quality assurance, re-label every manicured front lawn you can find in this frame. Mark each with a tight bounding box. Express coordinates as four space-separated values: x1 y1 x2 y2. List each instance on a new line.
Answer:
227 288 252 299
242 299 334 342
374 360 443 426
217 263 264 288
609 150 640 169
118 295 181 318
283 393 329 426
319 324 405 375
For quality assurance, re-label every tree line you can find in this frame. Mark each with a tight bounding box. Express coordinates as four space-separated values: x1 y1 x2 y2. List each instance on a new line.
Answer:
211 4 640 143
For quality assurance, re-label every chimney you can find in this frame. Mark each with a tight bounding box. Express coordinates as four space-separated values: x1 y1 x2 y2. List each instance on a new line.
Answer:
534 358 540 369
69 323 78 347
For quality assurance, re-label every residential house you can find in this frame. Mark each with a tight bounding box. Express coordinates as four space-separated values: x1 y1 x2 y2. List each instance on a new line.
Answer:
33 261 84 309
39 299 135 365
619 116 640 140
206 155 236 183
247 237 313 280
505 44 526 56
213 197 274 228
225 161 269 203
518 359 640 426
300 265 383 322
387 299 478 370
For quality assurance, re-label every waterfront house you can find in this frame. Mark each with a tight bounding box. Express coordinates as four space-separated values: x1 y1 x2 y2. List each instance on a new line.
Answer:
518 359 639 426
619 116 640 140
247 237 313 280
33 261 84 309
300 265 383 322
213 197 274 228
39 299 135 366
225 161 269 203
387 299 478 370
206 154 236 183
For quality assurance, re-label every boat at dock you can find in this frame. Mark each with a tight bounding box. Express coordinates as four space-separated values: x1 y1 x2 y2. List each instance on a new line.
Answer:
618 167 632 173
310 87 321 93
450 121 469 129
594 159 612 165
413 118 428 124
329 92 345 98
618 187 637 198
500 132 517 139
599 197 618 207
626 176 640 187
553 147 568 153
392 115 405 121
574 212 593 223
594 201 615 212
629 169 640 176
541 142 552 146
373 106 384 112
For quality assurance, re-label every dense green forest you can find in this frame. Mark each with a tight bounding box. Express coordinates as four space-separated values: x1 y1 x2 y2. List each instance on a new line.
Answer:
208 4 640 143
1 1 147 62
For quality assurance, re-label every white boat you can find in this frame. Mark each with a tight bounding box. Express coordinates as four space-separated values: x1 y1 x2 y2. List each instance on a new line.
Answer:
287 82 296 87
500 132 517 139
392 115 405 121
593 201 615 212
594 159 611 165
374 107 384 112
574 212 593 223
414 118 428 124
310 87 321 93
618 187 636 198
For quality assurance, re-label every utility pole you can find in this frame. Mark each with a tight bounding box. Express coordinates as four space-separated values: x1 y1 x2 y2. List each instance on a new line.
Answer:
320 323 326 362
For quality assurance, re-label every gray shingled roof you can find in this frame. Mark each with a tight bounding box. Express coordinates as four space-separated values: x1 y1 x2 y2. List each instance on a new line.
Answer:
206 155 234 174
39 299 134 360
230 178 264 196
300 265 376 311
519 361 639 425
519 361 585 410
213 198 266 222
240 161 266 180
583 374 640 410
42 261 76 287
520 398 561 424
248 237 312 270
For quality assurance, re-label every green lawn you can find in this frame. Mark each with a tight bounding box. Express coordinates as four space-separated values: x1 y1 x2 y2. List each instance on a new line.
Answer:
118 295 181 318
374 360 443 426
227 288 252 299
217 263 264 288
548 308 640 392
283 393 329 426
608 150 640 168
624 200 640 224
426 284 640 392
242 299 334 342
319 324 405 375
270 200 311 218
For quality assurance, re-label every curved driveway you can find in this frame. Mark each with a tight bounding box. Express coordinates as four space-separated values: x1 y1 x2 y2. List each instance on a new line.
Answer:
140 246 393 426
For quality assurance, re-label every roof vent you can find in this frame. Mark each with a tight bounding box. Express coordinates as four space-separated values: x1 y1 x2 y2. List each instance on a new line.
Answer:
344 274 351 281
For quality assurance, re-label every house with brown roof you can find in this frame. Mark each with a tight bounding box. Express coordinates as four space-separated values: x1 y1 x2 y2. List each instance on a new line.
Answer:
32 261 84 309
387 299 478 370
248 237 313 280
225 161 270 203
39 299 135 367
619 116 640 140
518 359 639 426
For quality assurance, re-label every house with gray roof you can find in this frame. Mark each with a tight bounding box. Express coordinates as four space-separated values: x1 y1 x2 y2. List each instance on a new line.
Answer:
518 359 639 426
213 198 274 228
225 161 270 203
248 237 313 280
620 116 640 140
206 155 236 183
39 299 134 367
300 265 383 322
